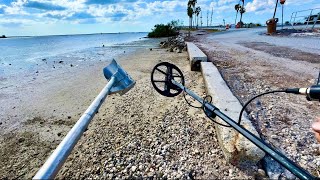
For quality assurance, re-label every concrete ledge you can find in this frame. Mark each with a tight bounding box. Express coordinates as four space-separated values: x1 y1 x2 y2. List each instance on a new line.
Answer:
201 62 265 165
186 42 207 71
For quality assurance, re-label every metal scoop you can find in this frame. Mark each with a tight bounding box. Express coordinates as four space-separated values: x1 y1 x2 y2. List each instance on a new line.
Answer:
103 59 135 95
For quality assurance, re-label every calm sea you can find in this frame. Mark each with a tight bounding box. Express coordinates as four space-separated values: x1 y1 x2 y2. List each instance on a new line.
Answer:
0 32 150 77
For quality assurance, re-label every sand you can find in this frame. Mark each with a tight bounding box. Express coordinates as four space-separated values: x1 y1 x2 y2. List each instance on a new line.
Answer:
0 45 257 179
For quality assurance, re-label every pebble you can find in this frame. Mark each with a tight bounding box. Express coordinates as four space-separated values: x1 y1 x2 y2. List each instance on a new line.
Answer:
131 166 137 172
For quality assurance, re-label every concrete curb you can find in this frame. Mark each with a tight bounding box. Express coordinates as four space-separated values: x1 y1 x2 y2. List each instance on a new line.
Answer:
201 62 265 165
186 42 207 71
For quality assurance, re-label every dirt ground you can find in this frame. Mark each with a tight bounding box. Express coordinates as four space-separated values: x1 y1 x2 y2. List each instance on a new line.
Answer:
193 32 320 177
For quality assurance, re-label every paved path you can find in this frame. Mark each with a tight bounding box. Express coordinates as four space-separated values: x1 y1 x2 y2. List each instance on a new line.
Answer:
207 28 320 54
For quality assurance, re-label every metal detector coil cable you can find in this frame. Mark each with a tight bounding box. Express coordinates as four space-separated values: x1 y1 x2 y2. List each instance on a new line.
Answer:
150 62 318 180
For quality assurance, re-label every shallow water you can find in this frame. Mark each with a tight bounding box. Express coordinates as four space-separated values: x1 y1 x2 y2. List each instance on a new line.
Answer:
0 33 151 77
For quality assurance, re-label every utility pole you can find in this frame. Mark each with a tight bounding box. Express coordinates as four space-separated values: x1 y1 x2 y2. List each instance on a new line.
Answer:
207 10 209 27
280 0 286 29
201 11 203 28
210 6 213 27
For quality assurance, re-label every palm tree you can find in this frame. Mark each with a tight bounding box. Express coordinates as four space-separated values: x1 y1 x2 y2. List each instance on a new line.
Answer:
195 7 201 29
239 6 246 27
187 0 197 28
234 4 241 25
187 6 193 28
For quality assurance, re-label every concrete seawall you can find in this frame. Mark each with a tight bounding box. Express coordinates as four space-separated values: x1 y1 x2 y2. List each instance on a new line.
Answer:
186 42 207 71
200 62 265 165
186 42 265 165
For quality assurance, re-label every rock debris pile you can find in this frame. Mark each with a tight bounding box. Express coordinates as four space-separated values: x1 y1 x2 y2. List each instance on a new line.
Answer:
159 35 187 53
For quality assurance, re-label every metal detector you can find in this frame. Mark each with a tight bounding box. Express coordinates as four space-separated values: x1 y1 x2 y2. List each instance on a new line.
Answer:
150 62 318 180
34 59 135 179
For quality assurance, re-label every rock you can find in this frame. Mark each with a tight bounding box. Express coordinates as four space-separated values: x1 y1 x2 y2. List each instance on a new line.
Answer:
176 48 182 53
263 155 283 179
131 165 137 172
59 61 64 64
169 48 174 52
18 138 25 143
283 169 296 180
257 168 266 177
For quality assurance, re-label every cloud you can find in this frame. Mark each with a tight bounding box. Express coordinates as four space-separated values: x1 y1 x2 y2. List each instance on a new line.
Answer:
85 0 139 5
44 13 65 19
68 12 95 19
245 0 275 13
109 12 127 21
0 18 35 27
24 1 67 11
0 22 22 27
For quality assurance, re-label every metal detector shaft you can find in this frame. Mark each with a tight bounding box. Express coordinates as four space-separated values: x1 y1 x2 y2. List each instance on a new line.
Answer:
171 80 317 180
34 76 116 179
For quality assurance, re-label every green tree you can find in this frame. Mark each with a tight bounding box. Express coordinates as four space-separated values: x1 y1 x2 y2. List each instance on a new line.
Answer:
234 4 241 25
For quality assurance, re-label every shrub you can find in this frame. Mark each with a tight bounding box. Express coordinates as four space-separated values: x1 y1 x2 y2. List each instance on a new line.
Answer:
148 20 180 38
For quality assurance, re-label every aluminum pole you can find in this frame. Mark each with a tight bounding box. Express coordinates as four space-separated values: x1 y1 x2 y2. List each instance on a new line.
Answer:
171 80 317 180
273 0 279 19
34 76 116 179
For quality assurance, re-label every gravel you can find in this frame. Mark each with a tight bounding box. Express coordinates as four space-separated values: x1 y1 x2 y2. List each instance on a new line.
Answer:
193 28 320 178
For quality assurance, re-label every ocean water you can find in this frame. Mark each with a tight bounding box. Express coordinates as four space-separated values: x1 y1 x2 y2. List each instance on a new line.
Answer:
0 32 151 77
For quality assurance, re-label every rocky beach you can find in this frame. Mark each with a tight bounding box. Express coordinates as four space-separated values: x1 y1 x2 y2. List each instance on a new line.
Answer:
0 35 256 179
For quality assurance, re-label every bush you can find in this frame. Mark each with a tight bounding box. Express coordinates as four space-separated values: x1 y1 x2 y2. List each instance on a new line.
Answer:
148 20 179 38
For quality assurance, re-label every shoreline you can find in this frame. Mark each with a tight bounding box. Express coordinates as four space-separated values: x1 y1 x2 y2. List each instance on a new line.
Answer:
0 32 149 39
0 38 161 135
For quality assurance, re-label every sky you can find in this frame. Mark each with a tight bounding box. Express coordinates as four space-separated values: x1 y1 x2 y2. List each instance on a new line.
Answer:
0 0 319 36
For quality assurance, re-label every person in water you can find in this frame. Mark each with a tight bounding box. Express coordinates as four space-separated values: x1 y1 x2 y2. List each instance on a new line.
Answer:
312 118 320 143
